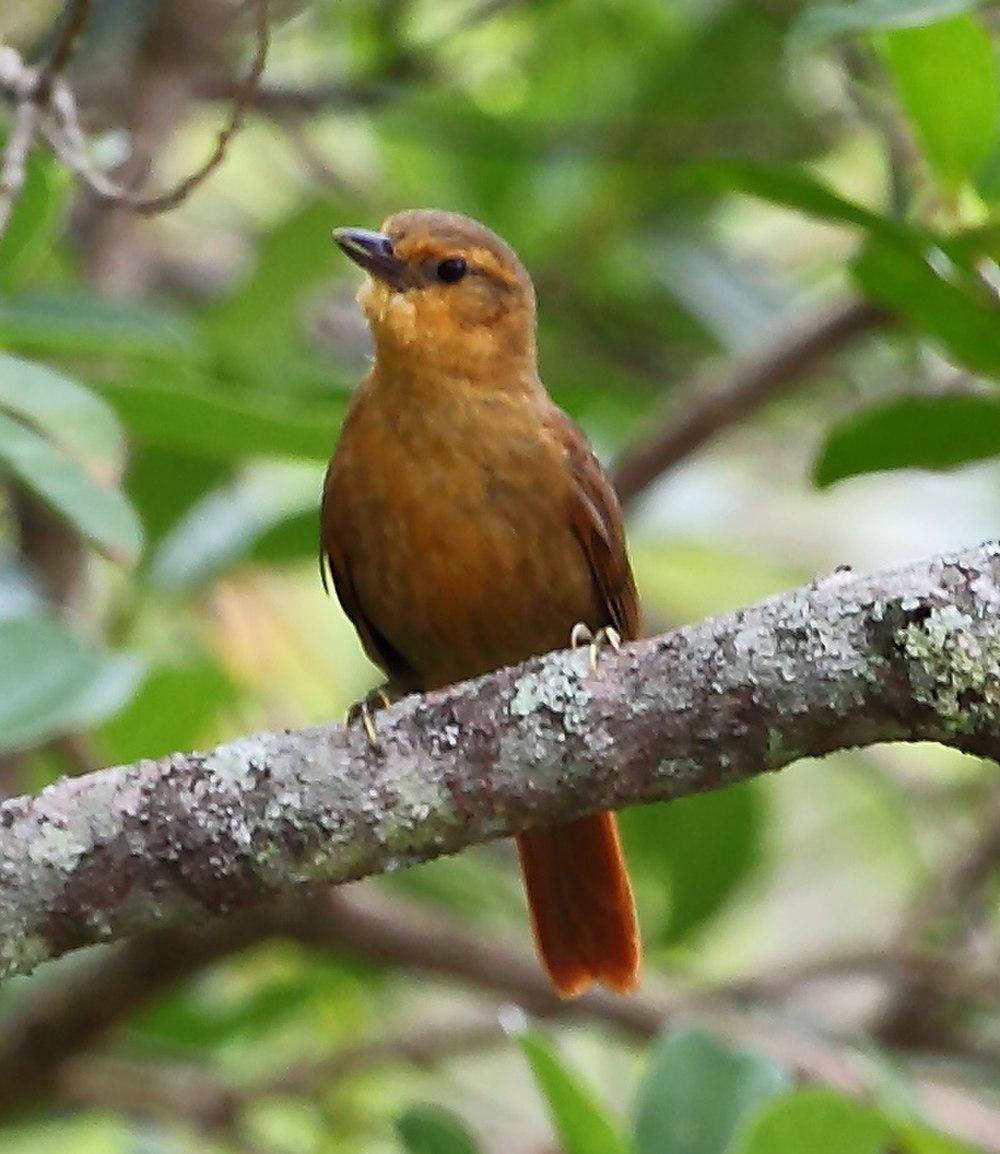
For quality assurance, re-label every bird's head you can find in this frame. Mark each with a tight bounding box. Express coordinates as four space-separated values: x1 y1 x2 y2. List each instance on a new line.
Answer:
334 210 537 381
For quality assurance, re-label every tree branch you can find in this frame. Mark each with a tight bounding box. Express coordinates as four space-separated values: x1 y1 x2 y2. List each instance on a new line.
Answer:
610 295 891 507
0 544 997 983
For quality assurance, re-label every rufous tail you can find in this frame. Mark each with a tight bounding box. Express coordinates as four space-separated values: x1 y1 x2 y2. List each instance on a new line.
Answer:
516 811 640 997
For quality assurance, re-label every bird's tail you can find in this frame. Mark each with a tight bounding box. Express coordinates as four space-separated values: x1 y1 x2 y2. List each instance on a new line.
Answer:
516 812 640 997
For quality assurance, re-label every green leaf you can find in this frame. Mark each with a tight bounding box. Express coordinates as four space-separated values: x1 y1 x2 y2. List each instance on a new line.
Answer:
97 377 341 461
518 1030 629 1154
132 957 363 1048
125 445 231 547
898 1124 981 1154
0 150 64 289
0 411 143 564
395 1105 481 1154
249 508 319 563
727 1089 891 1154
620 783 764 943
99 659 238 764
0 560 45 621
0 353 126 478
633 1026 788 1154
205 201 342 347
882 15 1000 186
791 1 990 49
203 199 355 395
0 291 195 359
148 463 322 591
852 236 1000 375
978 139 1000 202
0 617 144 754
815 394 1000 486
683 161 893 232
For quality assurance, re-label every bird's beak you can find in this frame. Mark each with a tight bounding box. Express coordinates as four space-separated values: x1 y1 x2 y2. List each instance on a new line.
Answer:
333 227 407 289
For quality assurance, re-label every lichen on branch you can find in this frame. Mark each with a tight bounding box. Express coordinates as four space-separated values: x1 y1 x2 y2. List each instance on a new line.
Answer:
0 543 997 981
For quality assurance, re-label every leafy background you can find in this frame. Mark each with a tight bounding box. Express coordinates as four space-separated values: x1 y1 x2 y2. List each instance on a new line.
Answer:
0 1 997 1152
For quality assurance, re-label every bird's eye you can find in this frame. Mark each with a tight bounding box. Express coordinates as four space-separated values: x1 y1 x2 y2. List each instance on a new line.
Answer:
436 257 467 284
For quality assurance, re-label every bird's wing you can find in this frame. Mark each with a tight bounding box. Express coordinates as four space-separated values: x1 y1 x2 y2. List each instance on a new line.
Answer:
546 405 641 642
319 466 418 690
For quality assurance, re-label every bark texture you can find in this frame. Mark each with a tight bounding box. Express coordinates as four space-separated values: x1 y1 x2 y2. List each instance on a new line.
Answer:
1 543 997 981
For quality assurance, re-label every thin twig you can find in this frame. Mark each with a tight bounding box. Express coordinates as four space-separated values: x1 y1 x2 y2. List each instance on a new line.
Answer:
0 80 40 238
1 0 270 224
33 0 94 105
126 0 270 214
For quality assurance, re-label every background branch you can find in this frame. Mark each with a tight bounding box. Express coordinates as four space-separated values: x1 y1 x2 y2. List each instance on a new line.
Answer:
0 0 269 243
3 887 997 1149
610 296 892 507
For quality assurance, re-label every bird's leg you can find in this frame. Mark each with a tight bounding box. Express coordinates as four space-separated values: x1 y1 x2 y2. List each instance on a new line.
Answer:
345 684 397 749
570 622 621 674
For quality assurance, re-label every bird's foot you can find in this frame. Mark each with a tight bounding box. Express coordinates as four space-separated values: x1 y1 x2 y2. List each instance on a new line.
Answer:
345 685 396 749
570 622 621 674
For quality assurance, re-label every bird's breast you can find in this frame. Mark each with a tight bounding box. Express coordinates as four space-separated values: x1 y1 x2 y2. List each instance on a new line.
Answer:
328 389 599 689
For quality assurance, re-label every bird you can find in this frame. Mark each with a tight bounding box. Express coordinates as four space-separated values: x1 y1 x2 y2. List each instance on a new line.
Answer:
321 209 640 996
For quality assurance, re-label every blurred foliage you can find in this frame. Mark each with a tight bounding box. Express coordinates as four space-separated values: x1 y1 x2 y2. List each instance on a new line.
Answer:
0 0 998 1151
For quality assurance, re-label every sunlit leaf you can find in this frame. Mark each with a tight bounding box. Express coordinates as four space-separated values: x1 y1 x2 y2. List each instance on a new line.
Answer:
727 1089 891 1154
0 411 143 564
852 237 1000 375
631 541 803 624
0 617 145 753
815 394 1000 486
518 1030 628 1154
898 1125 982 1153
99 659 239 764
395 1105 481 1154
634 1027 788 1154
683 161 892 232
882 15 1000 186
0 353 126 478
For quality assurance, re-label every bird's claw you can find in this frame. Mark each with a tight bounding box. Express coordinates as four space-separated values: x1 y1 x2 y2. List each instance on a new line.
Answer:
346 686 394 750
570 623 621 674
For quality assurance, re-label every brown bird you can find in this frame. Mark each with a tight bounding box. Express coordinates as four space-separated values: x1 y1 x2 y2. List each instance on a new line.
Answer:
321 210 640 996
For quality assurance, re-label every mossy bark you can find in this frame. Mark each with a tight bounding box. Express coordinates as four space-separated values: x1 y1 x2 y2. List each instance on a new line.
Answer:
0 543 997 981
